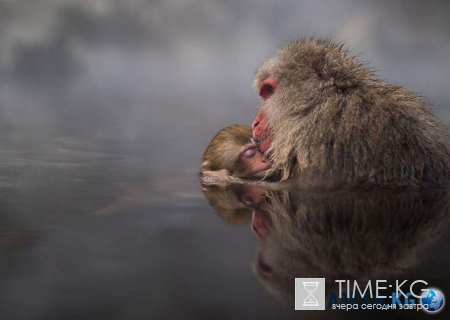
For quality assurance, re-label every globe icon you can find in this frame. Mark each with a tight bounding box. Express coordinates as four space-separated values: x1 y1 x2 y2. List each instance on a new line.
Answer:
420 288 445 312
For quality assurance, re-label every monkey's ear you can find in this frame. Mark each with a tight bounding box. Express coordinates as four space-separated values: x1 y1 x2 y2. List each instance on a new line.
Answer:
311 53 329 80
200 182 210 191
200 161 211 172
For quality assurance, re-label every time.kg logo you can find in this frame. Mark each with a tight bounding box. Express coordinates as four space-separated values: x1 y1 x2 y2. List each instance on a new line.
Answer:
295 278 325 310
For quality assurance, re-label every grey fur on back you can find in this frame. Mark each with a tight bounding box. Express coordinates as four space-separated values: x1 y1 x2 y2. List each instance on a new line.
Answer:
255 38 450 188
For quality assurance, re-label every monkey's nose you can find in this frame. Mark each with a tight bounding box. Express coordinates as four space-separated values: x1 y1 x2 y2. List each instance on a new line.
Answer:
252 119 260 130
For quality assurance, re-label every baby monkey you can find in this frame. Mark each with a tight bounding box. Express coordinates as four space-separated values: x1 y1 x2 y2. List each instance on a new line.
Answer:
201 125 271 178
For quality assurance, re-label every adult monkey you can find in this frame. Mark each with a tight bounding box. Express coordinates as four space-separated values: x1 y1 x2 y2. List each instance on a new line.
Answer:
252 38 450 189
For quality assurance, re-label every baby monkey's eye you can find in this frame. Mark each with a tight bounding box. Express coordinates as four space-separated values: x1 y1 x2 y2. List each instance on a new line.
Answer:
242 148 257 159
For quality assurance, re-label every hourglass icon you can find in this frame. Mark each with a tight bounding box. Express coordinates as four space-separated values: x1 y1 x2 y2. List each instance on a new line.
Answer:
302 282 319 306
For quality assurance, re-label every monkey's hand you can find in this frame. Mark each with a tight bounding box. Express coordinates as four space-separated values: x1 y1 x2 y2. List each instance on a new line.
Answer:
199 169 233 187
199 169 283 189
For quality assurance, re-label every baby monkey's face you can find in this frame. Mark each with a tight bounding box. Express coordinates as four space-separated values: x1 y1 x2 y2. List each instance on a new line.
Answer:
201 125 271 179
234 139 271 178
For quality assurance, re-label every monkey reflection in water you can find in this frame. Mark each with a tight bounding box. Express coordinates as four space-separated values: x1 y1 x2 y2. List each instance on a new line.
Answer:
199 37 450 310
202 184 450 307
200 125 274 223
201 183 267 225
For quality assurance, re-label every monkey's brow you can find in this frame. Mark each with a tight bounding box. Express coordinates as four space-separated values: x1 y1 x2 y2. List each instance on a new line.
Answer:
254 139 264 151
255 143 265 154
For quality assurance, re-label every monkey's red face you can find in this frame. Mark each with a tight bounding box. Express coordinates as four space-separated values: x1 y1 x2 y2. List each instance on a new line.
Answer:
252 209 273 277
252 77 278 153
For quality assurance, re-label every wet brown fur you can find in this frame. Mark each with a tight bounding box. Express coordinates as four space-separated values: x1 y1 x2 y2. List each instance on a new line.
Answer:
202 125 255 177
201 184 253 225
254 38 450 189
253 187 450 306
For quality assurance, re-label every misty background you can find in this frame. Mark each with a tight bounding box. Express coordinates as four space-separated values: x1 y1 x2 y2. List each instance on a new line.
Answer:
1 0 450 185
1 1 450 319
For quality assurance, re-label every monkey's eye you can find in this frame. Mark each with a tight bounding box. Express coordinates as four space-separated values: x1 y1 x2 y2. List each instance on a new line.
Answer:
242 148 256 159
259 78 278 101
240 197 256 208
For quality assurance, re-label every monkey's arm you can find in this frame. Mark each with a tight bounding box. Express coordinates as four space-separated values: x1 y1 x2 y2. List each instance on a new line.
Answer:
199 169 284 189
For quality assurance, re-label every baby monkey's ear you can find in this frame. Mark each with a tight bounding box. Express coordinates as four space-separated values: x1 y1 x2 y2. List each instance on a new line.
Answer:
200 161 211 172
